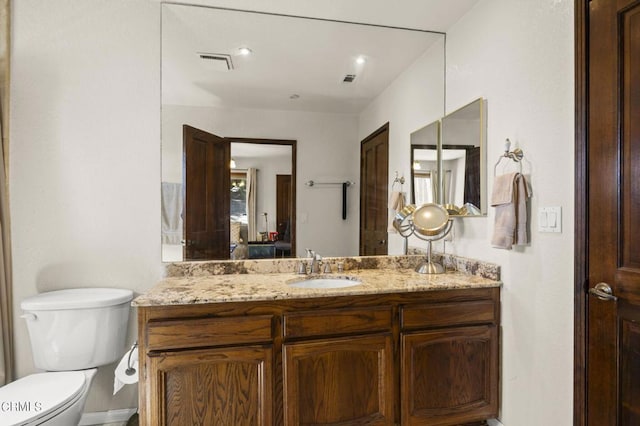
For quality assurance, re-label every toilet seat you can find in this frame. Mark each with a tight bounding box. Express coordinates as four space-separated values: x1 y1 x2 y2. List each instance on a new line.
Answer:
0 371 87 425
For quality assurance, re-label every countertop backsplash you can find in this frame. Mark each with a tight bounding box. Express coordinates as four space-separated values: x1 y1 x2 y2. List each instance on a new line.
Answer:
164 253 500 281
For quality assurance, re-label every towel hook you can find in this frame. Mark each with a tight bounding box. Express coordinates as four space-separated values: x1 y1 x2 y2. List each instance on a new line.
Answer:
392 171 405 190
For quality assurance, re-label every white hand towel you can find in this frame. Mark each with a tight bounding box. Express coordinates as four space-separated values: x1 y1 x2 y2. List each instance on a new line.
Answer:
387 191 405 233
491 173 530 249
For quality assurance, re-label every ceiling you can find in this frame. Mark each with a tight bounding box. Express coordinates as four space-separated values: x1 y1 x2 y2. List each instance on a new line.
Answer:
162 1 479 113
163 0 480 31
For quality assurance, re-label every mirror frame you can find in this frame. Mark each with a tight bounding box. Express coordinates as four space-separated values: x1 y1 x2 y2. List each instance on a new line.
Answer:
440 97 486 216
227 137 297 257
410 98 486 216
410 143 438 205
410 120 440 205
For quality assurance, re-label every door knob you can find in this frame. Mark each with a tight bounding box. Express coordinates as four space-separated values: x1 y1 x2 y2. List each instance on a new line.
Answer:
588 282 618 301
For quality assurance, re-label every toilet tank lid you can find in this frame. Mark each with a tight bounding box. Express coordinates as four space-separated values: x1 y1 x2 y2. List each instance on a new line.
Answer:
21 288 134 311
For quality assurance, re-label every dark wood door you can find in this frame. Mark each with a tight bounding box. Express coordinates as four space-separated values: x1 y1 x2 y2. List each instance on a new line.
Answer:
401 326 498 425
275 174 293 254
360 123 389 256
147 346 273 426
283 334 394 425
183 125 230 260
584 1 640 424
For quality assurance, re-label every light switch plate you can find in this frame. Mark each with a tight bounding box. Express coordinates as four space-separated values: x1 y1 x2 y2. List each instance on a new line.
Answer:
538 206 562 233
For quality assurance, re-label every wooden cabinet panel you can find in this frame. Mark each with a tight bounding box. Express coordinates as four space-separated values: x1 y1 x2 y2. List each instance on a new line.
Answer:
401 325 498 426
283 334 394 425
283 306 392 338
148 345 272 426
401 301 496 330
146 315 273 351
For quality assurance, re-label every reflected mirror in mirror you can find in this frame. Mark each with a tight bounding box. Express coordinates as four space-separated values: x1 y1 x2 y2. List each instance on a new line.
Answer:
440 98 486 216
161 4 446 261
410 121 440 206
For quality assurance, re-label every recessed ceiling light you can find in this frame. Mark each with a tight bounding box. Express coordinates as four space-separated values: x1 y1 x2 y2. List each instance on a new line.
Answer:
356 56 366 65
238 47 253 56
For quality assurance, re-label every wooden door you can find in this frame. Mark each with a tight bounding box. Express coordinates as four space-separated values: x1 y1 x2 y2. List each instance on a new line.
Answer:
276 174 293 253
401 326 498 425
147 346 273 426
580 0 640 424
360 123 389 256
283 334 394 425
183 125 230 260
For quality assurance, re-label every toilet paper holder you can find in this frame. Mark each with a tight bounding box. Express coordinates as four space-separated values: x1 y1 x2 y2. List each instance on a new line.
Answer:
125 342 138 376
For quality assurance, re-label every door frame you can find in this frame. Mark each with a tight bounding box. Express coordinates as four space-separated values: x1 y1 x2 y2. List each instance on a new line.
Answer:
574 0 589 424
228 137 297 257
359 122 389 256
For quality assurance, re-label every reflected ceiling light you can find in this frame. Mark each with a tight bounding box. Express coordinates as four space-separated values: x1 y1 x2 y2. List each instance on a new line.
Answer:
230 158 237 168
413 162 421 170
355 55 366 65
237 47 252 56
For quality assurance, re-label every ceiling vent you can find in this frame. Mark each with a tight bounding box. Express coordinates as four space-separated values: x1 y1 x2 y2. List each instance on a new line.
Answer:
342 74 357 83
197 53 234 71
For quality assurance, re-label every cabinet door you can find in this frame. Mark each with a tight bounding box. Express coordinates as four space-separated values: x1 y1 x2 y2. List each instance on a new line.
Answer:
401 325 498 426
283 334 394 425
147 345 272 426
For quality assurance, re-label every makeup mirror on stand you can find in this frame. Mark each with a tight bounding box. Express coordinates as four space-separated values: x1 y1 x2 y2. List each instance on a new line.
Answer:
393 203 452 274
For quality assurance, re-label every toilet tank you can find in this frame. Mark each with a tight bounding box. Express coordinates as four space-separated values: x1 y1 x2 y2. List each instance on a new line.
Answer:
21 288 133 371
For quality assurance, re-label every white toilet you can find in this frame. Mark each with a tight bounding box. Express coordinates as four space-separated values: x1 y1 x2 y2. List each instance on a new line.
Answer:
0 288 133 426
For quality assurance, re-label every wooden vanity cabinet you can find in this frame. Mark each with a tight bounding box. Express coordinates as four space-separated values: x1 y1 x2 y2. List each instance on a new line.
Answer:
282 306 395 425
137 287 499 426
400 300 499 425
140 312 275 425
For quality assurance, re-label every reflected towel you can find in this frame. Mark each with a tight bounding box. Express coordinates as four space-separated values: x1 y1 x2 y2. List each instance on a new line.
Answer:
491 172 530 249
387 191 406 233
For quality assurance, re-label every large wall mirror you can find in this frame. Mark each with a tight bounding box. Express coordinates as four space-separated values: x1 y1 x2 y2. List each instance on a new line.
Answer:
161 3 445 261
410 98 486 216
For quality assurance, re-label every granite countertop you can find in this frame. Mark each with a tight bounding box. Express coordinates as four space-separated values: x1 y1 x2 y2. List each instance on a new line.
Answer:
133 266 501 307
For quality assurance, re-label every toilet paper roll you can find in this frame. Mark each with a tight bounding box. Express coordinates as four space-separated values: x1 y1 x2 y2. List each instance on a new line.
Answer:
113 345 138 395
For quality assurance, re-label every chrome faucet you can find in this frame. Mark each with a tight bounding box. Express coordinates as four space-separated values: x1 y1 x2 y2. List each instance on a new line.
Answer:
305 248 322 274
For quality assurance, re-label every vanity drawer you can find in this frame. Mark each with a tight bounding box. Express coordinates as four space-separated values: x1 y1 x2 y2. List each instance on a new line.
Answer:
401 300 496 330
283 306 393 339
146 315 273 351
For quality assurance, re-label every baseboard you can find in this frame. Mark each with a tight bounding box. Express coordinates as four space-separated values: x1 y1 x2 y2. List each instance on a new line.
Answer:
79 408 137 425
79 410 501 426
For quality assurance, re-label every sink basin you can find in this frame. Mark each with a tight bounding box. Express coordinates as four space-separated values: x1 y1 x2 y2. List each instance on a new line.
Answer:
289 276 362 289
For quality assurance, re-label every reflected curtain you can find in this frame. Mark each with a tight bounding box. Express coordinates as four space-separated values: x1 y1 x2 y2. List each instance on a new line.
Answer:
246 168 257 241
414 173 433 205
0 0 13 385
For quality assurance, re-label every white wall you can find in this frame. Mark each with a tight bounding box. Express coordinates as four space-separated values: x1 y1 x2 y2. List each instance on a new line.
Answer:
10 0 161 413
162 104 361 257
444 1 574 424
